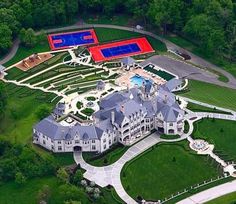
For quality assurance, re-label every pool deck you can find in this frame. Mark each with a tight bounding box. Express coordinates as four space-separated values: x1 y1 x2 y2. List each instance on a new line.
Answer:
116 68 166 88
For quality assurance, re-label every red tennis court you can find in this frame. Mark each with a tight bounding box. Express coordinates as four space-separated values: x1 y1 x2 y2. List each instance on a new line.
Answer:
88 37 154 62
48 29 98 50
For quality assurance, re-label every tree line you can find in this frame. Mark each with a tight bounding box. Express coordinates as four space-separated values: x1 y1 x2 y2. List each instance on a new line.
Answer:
0 0 235 61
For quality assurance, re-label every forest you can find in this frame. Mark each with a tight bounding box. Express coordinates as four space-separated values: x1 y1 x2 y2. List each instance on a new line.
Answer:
0 0 235 61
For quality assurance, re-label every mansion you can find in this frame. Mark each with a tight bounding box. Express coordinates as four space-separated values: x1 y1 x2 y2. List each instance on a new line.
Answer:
33 79 185 153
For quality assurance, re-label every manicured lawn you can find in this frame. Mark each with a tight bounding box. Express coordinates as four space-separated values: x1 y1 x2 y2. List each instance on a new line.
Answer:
121 141 220 200
179 80 236 111
83 145 128 167
86 96 97 101
187 102 231 114
206 191 236 204
166 35 236 79
193 119 236 161
81 108 95 116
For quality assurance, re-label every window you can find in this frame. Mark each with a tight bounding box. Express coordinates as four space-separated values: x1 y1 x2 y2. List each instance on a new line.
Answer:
109 140 111 145
43 140 46 145
58 141 61 144
51 145 54 149
104 144 106 149
92 140 95 143
75 140 79 144
103 139 106 143
170 123 173 126
92 145 96 150
58 146 62 151
43 135 45 139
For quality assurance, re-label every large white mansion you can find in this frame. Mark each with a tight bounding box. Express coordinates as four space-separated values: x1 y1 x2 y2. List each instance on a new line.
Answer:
33 79 185 153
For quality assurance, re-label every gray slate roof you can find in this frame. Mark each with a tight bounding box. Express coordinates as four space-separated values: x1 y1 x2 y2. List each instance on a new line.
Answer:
34 117 104 140
164 78 182 91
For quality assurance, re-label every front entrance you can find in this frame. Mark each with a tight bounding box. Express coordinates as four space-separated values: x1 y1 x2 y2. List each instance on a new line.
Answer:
73 146 82 152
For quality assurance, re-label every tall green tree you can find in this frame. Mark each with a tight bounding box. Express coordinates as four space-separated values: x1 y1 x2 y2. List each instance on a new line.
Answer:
148 0 184 34
19 28 37 47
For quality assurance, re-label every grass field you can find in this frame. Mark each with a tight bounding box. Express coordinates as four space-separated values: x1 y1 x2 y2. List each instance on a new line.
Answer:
0 82 57 144
193 119 236 161
187 102 231 114
206 191 236 204
165 35 236 79
121 141 220 201
179 80 236 111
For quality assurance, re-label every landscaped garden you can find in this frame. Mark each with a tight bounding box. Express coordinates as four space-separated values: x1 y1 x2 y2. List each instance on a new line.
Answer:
192 119 236 161
179 80 236 111
81 108 95 117
121 141 220 201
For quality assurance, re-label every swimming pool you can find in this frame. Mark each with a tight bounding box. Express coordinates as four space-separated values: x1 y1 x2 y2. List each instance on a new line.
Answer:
144 64 175 81
130 75 152 87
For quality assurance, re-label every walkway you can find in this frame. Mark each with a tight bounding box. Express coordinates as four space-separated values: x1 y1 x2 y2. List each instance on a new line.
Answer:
0 38 20 65
177 179 236 204
74 133 188 204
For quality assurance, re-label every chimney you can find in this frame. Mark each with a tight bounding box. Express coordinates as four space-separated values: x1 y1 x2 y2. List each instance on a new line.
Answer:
111 111 115 124
164 94 168 103
120 105 125 113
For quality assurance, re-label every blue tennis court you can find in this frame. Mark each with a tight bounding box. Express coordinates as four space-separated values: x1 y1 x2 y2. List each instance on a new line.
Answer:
48 29 98 50
101 43 141 57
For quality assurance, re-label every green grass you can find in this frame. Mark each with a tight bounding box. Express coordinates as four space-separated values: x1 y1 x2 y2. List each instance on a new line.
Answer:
179 80 236 111
83 145 128 167
187 102 231 114
206 191 236 204
193 119 236 161
165 35 236 78
81 108 95 116
4 38 50 67
121 141 220 200
0 177 61 204
0 82 57 144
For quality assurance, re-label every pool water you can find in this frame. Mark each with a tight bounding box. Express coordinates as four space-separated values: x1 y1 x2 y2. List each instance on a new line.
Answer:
130 75 152 87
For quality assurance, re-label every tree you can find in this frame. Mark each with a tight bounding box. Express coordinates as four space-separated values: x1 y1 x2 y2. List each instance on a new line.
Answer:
35 105 51 120
0 8 20 35
15 171 26 185
0 23 12 54
57 168 70 184
19 28 37 47
72 170 83 185
148 0 184 34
